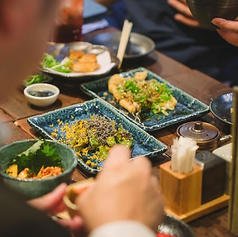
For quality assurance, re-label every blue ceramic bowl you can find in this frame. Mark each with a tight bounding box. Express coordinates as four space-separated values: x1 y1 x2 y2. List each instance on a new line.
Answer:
0 139 77 200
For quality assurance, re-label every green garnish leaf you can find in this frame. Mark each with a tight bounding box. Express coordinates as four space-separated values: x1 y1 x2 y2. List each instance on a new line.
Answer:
42 53 72 73
124 80 140 94
24 74 45 86
7 139 62 176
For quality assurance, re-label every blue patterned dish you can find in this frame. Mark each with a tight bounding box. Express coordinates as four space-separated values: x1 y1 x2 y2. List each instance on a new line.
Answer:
80 67 210 131
27 99 167 175
210 92 233 125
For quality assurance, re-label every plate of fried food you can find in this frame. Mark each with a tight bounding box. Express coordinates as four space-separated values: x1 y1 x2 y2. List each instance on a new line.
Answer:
41 42 120 80
27 99 167 175
80 67 209 131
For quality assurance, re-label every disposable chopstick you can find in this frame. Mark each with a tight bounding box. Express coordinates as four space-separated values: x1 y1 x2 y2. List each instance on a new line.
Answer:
228 86 238 234
117 19 133 69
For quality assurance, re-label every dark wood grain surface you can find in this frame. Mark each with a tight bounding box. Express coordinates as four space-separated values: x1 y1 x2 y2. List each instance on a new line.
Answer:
0 28 235 237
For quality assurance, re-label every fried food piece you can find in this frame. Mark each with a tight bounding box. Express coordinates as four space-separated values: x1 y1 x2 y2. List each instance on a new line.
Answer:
119 98 140 114
69 53 101 73
71 61 100 73
108 74 125 101
160 96 177 111
79 54 97 63
69 50 84 60
108 72 177 115
134 71 147 81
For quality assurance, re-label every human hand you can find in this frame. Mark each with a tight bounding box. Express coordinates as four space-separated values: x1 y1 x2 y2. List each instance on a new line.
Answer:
167 0 201 27
212 18 238 47
28 183 83 234
75 145 164 232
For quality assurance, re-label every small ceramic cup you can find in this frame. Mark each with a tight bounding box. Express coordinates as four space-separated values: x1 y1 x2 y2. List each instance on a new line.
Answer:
63 178 95 217
24 83 60 107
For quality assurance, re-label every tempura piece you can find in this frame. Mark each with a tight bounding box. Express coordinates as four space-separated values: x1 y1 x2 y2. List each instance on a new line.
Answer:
69 50 84 60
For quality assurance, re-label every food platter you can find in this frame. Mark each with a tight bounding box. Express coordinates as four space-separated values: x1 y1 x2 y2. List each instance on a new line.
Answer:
27 99 167 175
41 42 120 81
80 67 210 131
157 213 196 237
84 31 155 59
210 92 233 125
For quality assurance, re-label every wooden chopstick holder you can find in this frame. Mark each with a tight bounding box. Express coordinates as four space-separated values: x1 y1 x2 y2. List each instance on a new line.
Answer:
117 19 133 69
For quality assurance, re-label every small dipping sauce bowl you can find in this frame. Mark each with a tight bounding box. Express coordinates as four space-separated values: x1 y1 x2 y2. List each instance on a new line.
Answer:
24 83 60 107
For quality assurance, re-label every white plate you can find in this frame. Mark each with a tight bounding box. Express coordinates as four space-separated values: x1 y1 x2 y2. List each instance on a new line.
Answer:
212 142 232 162
41 42 119 81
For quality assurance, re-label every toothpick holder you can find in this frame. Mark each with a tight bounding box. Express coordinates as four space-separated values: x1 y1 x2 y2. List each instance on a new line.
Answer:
160 161 203 215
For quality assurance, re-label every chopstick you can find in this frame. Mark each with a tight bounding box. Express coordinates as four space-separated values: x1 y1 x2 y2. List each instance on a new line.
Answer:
117 19 133 69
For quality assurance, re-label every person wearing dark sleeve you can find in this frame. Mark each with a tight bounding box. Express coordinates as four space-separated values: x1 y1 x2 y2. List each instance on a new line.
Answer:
0 178 71 237
95 0 238 86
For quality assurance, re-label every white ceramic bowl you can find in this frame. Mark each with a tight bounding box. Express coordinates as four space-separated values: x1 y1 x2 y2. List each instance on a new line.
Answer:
24 83 60 107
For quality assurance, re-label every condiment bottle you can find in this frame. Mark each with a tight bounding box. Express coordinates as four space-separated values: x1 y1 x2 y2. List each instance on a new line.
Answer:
53 0 84 43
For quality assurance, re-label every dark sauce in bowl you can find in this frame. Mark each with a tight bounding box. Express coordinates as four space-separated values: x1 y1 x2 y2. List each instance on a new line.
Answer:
28 90 55 97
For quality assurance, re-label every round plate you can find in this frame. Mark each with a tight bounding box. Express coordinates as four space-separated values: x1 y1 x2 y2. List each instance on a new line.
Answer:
210 92 233 125
41 42 120 81
84 31 155 59
158 214 196 237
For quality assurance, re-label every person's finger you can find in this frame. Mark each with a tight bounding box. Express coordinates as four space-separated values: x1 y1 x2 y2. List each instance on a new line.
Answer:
212 18 238 33
28 183 67 213
102 144 131 170
56 215 84 233
174 14 201 27
216 30 238 47
168 0 193 17
131 156 152 171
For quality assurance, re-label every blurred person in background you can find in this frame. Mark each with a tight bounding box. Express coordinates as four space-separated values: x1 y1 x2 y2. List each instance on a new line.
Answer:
0 0 164 236
95 0 238 86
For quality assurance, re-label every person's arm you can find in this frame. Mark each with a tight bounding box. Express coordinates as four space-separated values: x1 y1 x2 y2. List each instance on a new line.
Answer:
212 18 238 47
89 221 157 237
167 0 201 27
93 0 117 7
75 145 164 235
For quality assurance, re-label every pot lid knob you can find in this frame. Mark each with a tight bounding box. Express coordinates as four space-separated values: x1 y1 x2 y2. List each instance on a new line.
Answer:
177 121 220 142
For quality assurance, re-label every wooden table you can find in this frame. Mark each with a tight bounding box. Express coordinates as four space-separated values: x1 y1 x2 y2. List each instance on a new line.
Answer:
0 28 234 236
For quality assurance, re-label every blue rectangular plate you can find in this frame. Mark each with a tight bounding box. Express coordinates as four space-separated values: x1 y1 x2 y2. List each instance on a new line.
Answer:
27 99 167 175
80 67 210 131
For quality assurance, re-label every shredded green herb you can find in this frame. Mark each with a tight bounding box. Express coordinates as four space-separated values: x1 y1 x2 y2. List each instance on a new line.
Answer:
24 74 45 86
41 53 72 73
7 139 63 176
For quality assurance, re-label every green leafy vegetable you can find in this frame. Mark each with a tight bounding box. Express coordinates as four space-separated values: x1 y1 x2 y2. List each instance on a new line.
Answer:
41 53 72 73
24 74 46 86
7 139 63 176
115 73 176 115
124 80 140 94
42 53 58 68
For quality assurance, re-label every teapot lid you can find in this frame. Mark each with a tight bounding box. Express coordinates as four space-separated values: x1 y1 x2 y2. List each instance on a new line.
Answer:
176 121 220 150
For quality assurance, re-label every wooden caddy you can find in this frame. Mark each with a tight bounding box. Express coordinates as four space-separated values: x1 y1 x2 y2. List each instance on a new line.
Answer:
160 161 229 222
